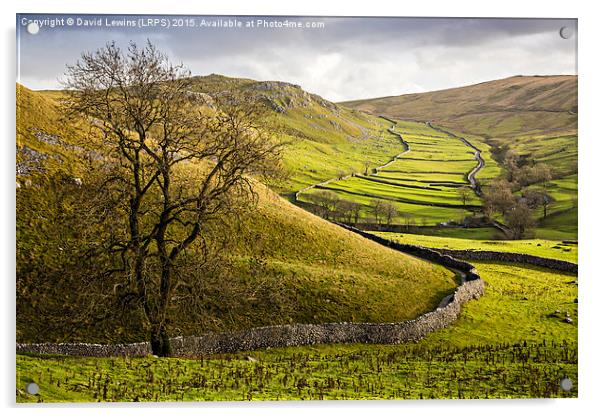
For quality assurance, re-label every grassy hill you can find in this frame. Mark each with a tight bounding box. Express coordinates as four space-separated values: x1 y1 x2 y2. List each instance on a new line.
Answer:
342 75 576 137
16 83 456 344
187 74 405 196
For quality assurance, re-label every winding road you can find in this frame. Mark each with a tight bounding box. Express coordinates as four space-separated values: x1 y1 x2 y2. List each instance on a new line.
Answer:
426 121 485 196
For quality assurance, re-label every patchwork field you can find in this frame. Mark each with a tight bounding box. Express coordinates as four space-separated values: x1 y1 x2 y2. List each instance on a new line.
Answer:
298 120 487 225
343 76 578 236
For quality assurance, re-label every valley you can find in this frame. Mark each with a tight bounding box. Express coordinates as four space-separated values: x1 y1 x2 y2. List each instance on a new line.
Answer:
16 72 578 401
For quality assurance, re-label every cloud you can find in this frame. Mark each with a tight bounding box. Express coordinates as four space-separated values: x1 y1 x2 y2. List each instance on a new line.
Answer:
17 15 577 101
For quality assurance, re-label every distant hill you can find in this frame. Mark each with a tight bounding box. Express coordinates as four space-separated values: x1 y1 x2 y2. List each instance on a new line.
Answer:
341 75 577 138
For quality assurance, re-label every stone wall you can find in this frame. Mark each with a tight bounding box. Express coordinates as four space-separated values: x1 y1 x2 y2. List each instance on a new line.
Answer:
16 278 484 357
435 249 577 274
17 223 487 358
338 223 577 275
16 341 151 357
335 223 481 280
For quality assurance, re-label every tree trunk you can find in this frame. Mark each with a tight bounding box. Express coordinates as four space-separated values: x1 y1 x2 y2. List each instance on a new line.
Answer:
150 325 172 357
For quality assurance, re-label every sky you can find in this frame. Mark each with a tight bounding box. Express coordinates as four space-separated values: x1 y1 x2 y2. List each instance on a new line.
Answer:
16 15 577 102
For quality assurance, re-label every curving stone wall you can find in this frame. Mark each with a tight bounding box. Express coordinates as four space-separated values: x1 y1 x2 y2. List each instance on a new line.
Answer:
17 224 486 357
335 223 481 280
16 278 484 357
339 223 577 274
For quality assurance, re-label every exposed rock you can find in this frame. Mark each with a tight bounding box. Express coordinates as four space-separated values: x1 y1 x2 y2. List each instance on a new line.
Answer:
16 146 48 175
185 91 216 109
329 120 341 130
33 130 61 145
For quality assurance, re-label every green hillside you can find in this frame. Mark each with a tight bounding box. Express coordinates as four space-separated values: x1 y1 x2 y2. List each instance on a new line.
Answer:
187 75 405 196
16 83 456 344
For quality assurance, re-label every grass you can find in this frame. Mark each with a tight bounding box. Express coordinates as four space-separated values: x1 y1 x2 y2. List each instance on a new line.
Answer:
297 120 488 225
399 227 502 240
421 261 577 347
16 76 579 402
17 340 576 402
342 75 577 139
536 207 578 240
279 116 403 193
16 259 578 402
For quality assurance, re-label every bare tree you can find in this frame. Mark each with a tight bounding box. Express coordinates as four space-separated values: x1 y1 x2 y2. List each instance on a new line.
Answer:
400 213 415 231
363 160 370 176
370 199 385 225
504 150 520 182
532 164 553 190
62 41 282 356
523 189 552 218
505 201 535 239
349 201 362 225
483 180 516 217
457 186 471 208
307 190 340 220
381 201 398 229
336 199 355 223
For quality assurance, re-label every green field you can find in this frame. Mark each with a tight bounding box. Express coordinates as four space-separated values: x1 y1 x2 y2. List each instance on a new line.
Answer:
17 257 578 402
298 120 489 225
279 113 404 194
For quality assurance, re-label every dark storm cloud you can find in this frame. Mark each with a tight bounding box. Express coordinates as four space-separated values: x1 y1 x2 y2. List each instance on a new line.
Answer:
17 15 577 101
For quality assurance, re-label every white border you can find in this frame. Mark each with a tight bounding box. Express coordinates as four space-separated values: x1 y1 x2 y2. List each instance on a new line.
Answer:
3 1 601 415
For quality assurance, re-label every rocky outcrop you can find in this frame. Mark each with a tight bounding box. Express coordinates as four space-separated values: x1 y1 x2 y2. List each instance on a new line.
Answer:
16 146 49 175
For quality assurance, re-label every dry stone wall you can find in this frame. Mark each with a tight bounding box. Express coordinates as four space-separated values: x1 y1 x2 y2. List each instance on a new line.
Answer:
17 277 483 357
435 249 577 274
17 224 486 357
